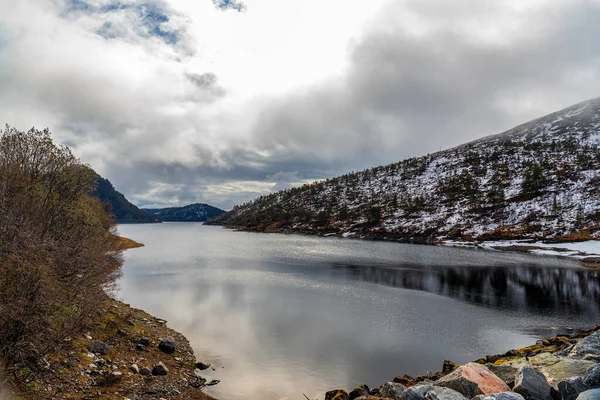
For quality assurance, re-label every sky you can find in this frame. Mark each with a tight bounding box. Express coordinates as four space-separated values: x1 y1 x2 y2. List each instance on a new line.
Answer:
1 0 600 210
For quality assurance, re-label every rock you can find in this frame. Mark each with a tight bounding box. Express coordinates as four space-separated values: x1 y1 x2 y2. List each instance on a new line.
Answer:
139 366 152 376
195 361 212 371
158 339 176 354
105 371 123 385
514 365 553 400
87 340 110 355
424 387 469 400
378 382 407 400
135 338 151 347
152 362 169 376
577 389 600 400
402 385 435 400
325 389 350 400
84 333 92 340
129 364 140 374
433 362 510 398
480 392 526 400
443 361 459 374
584 365 600 388
557 378 590 400
500 353 596 385
350 385 370 399
135 344 146 352
356 397 384 400
568 333 600 359
206 380 220 386
486 364 519 388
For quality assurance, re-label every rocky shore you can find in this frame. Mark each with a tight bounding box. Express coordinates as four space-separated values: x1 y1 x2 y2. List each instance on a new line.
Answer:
325 327 600 400
6 299 218 400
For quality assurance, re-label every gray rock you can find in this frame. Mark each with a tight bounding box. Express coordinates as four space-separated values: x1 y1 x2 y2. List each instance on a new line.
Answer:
425 387 469 400
486 364 519 388
139 367 152 376
152 362 169 376
569 333 600 359
350 385 370 399
481 392 526 400
378 382 407 400
584 365 600 388
514 365 553 400
577 389 600 400
402 385 436 400
129 364 140 374
158 339 176 354
87 340 110 355
557 378 590 400
135 338 151 347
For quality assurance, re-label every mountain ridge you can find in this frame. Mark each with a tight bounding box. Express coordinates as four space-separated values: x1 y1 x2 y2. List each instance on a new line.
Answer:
143 203 225 222
206 97 600 243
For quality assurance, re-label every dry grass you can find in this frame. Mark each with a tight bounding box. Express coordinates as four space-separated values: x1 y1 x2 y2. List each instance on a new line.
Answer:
113 236 145 250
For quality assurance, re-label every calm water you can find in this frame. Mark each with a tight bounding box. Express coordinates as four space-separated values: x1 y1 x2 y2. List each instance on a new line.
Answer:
117 223 600 400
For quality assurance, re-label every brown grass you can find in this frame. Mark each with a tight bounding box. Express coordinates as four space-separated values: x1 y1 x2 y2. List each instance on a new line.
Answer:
114 236 145 250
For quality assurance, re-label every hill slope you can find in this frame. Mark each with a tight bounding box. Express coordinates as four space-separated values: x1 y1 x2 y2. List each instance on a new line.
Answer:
143 203 225 222
92 176 159 223
206 97 600 242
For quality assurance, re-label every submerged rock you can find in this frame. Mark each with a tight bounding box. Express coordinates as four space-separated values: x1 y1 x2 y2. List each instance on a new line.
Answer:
513 365 552 400
433 362 510 398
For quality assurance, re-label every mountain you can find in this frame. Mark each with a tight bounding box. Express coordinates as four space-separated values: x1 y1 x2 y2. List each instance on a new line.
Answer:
92 176 159 223
206 97 600 243
143 203 225 222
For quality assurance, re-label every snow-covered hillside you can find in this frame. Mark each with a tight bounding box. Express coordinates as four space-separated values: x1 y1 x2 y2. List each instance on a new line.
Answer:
207 98 600 243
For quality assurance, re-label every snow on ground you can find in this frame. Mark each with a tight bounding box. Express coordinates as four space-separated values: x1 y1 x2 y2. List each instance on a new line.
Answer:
441 239 600 259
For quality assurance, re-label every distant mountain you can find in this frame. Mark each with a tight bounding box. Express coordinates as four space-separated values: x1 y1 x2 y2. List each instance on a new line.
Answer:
143 203 225 222
206 97 600 243
92 176 159 223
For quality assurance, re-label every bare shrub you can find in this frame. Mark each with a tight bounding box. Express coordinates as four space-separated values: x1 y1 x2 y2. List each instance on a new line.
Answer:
0 126 122 364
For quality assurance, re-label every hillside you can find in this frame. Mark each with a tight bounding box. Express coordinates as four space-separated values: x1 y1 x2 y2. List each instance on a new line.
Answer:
92 175 160 223
206 97 600 242
143 203 225 222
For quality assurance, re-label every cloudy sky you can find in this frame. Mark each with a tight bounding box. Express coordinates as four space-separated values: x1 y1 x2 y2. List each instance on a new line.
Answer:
1 0 599 209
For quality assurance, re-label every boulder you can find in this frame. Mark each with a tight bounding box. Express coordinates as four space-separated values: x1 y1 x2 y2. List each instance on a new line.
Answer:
158 339 176 354
139 367 152 376
424 387 469 400
152 362 169 376
378 382 407 400
350 385 370 399
195 361 212 371
557 378 590 400
87 340 110 355
476 392 525 400
583 365 600 388
486 364 519 388
577 389 600 400
513 365 552 400
568 333 600 359
402 385 435 400
500 353 595 385
325 389 350 400
433 362 510 398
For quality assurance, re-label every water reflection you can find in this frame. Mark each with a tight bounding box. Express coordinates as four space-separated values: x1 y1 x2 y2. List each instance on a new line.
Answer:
116 224 600 400
332 263 600 315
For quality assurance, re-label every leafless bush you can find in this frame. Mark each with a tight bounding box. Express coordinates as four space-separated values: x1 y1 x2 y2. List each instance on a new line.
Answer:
0 126 122 364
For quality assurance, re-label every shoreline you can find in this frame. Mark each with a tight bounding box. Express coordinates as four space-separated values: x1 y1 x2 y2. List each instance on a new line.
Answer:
209 224 600 265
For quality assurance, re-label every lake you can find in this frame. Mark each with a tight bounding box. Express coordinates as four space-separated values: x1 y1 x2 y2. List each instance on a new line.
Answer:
116 223 600 400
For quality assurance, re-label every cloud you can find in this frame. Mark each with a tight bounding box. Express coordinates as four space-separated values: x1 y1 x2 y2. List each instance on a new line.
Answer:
0 0 599 210
212 0 246 12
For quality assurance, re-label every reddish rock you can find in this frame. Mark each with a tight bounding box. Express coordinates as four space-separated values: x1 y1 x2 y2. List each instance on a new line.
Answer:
434 362 510 398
